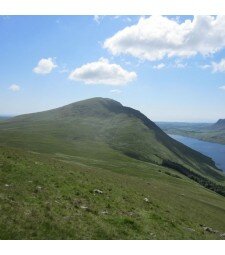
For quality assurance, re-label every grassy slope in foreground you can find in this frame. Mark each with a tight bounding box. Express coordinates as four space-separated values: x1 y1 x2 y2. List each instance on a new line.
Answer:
158 121 225 145
1 146 225 239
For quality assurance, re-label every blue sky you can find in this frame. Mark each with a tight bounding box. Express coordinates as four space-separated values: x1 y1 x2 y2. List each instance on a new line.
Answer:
0 15 225 122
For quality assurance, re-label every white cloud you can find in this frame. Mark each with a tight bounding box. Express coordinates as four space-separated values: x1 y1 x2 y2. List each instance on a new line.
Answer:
93 15 103 24
212 58 225 73
9 84 20 92
113 16 132 23
153 63 165 69
104 15 225 61
219 85 225 90
173 16 181 23
173 60 187 69
69 58 137 86
33 58 57 74
199 64 211 70
110 89 122 94
174 63 187 69
153 61 187 69
125 17 132 23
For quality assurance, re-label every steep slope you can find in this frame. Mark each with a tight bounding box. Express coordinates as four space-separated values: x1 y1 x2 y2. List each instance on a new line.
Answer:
212 119 225 130
0 97 223 181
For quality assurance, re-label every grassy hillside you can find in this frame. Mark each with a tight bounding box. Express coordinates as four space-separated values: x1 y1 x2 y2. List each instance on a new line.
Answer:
158 121 225 145
1 146 225 239
0 98 223 181
0 98 225 239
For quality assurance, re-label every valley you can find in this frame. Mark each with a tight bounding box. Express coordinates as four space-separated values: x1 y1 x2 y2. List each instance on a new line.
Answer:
158 120 225 145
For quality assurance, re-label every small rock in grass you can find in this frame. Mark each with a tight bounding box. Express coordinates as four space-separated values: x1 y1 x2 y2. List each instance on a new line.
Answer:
5 184 10 187
93 189 103 194
35 186 42 193
149 233 156 238
203 226 217 233
144 197 149 202
80 205 88 209
220 233 225 238
184 227 195 232
100 210 108 215
63 216 72 221
24 210 31 216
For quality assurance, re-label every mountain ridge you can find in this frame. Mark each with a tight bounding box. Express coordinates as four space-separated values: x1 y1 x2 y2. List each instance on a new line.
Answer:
0 97 224 181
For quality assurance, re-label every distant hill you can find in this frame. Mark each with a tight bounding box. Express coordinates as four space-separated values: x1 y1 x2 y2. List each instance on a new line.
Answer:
0 97 223 181
212 119 225 130
158 119 225 145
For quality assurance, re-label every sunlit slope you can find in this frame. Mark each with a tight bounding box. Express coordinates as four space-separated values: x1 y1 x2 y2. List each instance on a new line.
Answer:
0 97 223 180
0 146 225 240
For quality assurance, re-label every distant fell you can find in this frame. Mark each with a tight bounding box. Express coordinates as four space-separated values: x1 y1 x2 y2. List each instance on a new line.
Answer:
212 119 225 130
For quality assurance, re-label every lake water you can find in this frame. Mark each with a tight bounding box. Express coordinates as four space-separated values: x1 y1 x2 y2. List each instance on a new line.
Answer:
169 134 225 172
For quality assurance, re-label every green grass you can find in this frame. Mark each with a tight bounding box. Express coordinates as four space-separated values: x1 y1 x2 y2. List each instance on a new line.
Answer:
1 146 225 239
0 98 225 239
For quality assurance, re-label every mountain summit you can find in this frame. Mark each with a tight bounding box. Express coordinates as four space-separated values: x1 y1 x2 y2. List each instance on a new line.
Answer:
0 97 223 180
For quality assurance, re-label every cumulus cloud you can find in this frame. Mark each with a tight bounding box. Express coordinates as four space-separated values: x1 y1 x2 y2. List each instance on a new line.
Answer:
153 63 165 69
69 58 137 86
9 84 20 92
33 58 57 74
219 85 225 90
104 15 225 61
212 58 225 73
